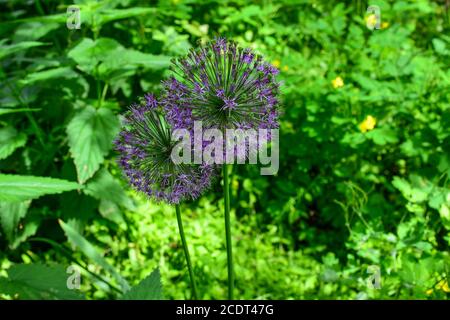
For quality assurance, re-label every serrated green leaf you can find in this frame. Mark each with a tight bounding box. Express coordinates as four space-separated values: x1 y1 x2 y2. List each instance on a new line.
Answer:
121 269 163 300
0 174 81 202
67 106 120 184
59 220 129 291
0 263 84 300
68 38 120 76
0 126 27 160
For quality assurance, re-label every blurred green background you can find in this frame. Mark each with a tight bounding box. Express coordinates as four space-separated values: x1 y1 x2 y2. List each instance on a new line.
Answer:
0 0 449 300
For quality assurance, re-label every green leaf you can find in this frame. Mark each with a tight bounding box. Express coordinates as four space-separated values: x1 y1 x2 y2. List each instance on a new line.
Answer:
0 263 84 300
68 38 120 76
0 126 27 160
19 67 79 86
0 41 48 60
68 37 170 79
84 169 134 209
366 127 399 145
0 174 81 202
0 200 38 249
121 269 163 300
432 38 449 56
0 200 30 242
92 7 156 27
67 106 120 184
0 108 40 116
59 220 130 291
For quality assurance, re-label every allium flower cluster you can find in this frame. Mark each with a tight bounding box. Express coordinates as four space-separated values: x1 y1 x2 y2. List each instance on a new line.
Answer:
114 95 214 204
161 37 281 131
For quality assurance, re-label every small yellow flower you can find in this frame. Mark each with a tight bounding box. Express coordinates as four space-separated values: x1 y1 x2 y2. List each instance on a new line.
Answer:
359 115 377 133
436 279 450 293
381 22 389 29
272 59 281 68
282 65 289 71
365 14 378 29
426 288 434 295
332 76 344 89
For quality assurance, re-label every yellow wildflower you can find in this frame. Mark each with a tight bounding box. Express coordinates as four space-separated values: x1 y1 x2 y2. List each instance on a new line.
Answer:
282 65 289 71
426 288 433 295
365 14 378 29
381 22 389 29
359 115 377 133
332 76 344 89
272 59 281 68
436 279 450 293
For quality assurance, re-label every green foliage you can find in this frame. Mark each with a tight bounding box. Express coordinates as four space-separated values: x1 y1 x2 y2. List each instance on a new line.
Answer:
0 0 448 300
67 105 120 183
0 175 81 202
0 263 83 300
121 269 163 300
59 220 130 292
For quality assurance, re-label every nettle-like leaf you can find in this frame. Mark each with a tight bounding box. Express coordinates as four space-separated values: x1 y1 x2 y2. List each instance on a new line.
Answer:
59 220 130 292
0 174 81 202
67 106 120 184
121 269 163 300
0 263 84 300
68 37 171 80
0 126 27 160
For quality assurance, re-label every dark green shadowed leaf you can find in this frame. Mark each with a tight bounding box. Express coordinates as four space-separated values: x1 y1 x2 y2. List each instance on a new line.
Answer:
0 263 84 300
0 201 32 247
59 220 130 292
85 169 134 209
0 41 48 60
0 126 27 160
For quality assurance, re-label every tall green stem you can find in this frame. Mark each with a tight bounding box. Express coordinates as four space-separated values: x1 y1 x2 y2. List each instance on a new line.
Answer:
175 204 198 299
223 164 234 299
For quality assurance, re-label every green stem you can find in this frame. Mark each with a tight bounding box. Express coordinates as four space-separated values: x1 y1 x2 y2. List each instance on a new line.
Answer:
223 164 234 299
175 204 198 299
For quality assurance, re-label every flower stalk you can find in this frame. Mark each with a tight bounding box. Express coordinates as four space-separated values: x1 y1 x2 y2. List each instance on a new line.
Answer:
175 204 198 299
223 164 234 299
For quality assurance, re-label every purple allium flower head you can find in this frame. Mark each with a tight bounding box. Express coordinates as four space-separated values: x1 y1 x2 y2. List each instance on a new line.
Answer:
144 93 158 109
114 94 214 204
161 37 281 131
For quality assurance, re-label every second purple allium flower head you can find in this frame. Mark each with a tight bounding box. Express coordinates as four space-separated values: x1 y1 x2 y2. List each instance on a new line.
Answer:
161 37 281 131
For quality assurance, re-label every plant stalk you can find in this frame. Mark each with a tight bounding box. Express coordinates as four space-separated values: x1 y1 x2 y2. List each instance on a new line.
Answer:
223 164 234 299
175 204 198 299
